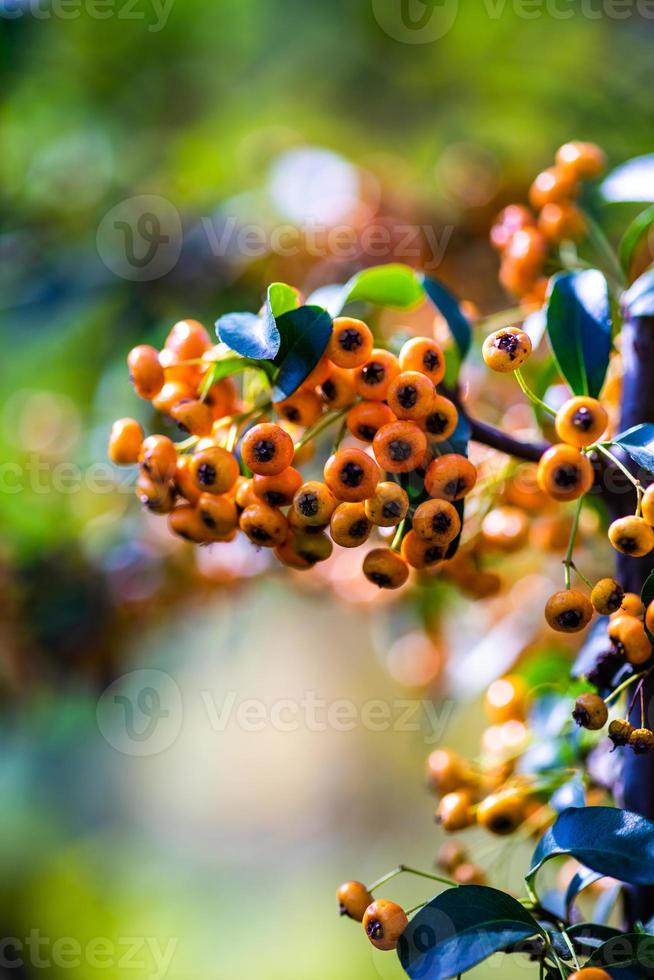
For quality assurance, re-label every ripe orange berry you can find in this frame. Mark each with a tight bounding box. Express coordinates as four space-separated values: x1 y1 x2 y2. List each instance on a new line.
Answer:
362 548 410 590
646 600 654 636
301 352 332 389
240 502 288 547
567 969 612 980
420 395 459 443
490 204 535 252
330 502 372 548
399 337 446 385
387 371 435 421
545 590 593 633
412 499 461 545
620 618 652 666
608 516 654 557
152 380 195 415
401 531 447 570
253 467 303 508
292 481 338 527
373 421 427 474
436 790 476 832
241 423 294 476
354 349 401 401
197 493 238 538
642 484 654 525
453 863 486 886
169 398 213 437
620 592 645 618
363 900 408 952
174 454 202 504
484 676 527 724
190 446 240 495
164 319 211 360
327 317 374 368
277 530 333 567
424 454 477 501
108 418 144 465
168 504 208 542
499 258 539 298
364 482 409 527
324 448 380 503
556 141 607 180
480 506 529 552
555 396 608 448
346 401 396 442
234 476 258 510
136 472 176 514
505 226 547 274
477 788 527 836
158 346 203 387
572 692 608 731
274 390 323 428
482 327 532 373
139 434 178 483
538 201 586 244
426 748 473 796
591 578 625 616
205 378 238 420
318 367 357 410
128 345 165 400
537 444 594 501
529 165 579 209
336 881 373 922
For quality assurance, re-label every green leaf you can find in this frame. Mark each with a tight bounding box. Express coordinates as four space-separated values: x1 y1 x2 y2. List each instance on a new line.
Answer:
273 305 333 400
267 282 300 319
545 270 612 398
205 356 276 385
330 263 424 315
613 423 654 473
422 275 472 359
567 923 623 955
527 807 654 889
588 933 654 977
602 154 654 203
619 205 654 277
397 885 543 980
216 311 280 360
624 269 654 318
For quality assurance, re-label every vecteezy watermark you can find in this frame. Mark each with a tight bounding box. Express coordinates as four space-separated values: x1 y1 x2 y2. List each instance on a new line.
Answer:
372 0 654 44
97 669 184 757
0 0 175 31
96 195 182 282
0 932 178 979
96 670 454 756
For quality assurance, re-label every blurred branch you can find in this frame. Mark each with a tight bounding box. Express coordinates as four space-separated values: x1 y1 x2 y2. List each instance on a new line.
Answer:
466 416 549 463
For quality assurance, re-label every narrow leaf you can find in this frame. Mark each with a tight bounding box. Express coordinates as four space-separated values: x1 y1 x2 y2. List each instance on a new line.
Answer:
422 275 472 359
397 886 543 980
545 270 612 398
216 311 280 360
602 154 654 203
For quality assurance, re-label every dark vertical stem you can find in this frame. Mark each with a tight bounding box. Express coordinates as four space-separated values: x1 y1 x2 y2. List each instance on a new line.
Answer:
614 314 654 925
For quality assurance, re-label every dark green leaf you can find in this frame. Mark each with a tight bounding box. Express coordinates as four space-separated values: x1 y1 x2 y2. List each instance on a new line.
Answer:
216 311 280 360
568 922 623 955
273 305 333 400
422 275 472 359
545 270 612 398
624 269 654 318
397 886 543 980
619 205 654 277
564 867 603 916
588 933 654 977
527 807 654 888
602 154 654 203
613 423 654 473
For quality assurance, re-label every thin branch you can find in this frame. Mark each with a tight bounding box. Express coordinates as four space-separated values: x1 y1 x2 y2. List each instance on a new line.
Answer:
466 416 549 463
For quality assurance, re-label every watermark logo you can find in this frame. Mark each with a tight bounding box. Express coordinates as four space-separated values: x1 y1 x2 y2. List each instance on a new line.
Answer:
96 194 182 282
97 669 182 756
372 0 459 43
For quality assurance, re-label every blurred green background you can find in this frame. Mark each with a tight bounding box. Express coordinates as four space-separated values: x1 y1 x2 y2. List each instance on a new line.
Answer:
1 1 652 977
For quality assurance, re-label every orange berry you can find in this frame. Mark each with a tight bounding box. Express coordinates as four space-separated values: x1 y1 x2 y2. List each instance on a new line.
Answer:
330 502 373 548
401 530 447 570
152 380 195 415
327 317 374 368
555 141 607 180
363 900 408 952
241 423 294 476
572 692 608 731
274 390 323 428
436 790 476 832
108 418 144 465
139 434 178 483
197 493 238 538
323 448 380 503
253 467 303 508
482 327 532 372
365 482 409 527
426 748 473 796
608 516 654 558
240 502 288 547
419 395 459 443
505 226 547 274
538 201 586 244
646 601 654 637
424 454 477 501
490 204 535 252
292 481 338 527
276 530 333 567
412 499 461 545
537 444 594 502
642 485 654 525
173 454 202 505
318 367 357 410
484 677 527 724
204 378 238 420
128 345 165 400
362 548 410 590
387 371 435 421
373 421 427 473
529 165 579 209
346 401 396 442
620 618 652 666
164 319 211 359
398 337 446 385
168 504 208 542
159 346 202 387
337 881 373 922
555 396 608 448
590 578 625 616
354 349 401 401
545 590 593 633
189 446 239 495
136 472 176 514
477 788 527 836
480 506 530 552
169 398 213 437
301 353 332 388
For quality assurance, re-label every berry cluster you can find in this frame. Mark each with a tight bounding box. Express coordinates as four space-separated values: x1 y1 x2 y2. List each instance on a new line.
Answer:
490 140 606 302
110 316 472 588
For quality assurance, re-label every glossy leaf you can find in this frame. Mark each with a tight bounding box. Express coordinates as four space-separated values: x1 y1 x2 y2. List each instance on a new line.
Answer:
339 263 424 313
422 275 472 359
203 355 276 385
545 270 612 398
272 305 333 400
602 154 654 203
619 205 654 277
568 923 623 955
564 867 603 916
527 807 654 888
588 933 654 977
267 282 299 319
397 885 543 980
216 311 280 360
613 423 654 474
624 269 654 318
